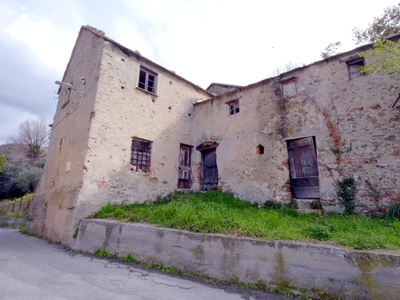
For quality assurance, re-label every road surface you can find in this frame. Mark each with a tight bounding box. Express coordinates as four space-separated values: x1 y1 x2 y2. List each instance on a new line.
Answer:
0 229 295 300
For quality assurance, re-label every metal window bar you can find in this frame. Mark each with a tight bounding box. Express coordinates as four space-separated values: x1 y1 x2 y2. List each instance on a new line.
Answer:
131 139 152 172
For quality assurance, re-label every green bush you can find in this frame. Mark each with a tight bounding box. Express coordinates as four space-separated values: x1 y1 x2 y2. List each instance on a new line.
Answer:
0 164 42 200
337 177 355 215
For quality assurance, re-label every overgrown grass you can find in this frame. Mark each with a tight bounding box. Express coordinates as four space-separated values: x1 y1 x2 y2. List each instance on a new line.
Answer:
92 191 400 250
0 193 33 218
0 193 34 203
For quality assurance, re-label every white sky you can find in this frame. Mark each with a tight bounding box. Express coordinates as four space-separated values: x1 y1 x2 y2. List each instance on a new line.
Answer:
0 0 397 144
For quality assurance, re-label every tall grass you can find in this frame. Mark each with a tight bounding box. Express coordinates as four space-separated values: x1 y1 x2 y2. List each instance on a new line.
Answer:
92 191 400 250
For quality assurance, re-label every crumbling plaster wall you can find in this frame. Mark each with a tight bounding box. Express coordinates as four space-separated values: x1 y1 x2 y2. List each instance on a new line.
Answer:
193 83 293 204
28 27 104 244
193 49 400 211
74 39 211 224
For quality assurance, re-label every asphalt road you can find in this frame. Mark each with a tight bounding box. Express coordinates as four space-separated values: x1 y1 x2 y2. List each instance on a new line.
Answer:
0 229 294 300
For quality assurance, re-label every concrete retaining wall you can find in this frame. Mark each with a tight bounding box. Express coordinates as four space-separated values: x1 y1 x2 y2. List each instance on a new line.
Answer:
74 219 400 299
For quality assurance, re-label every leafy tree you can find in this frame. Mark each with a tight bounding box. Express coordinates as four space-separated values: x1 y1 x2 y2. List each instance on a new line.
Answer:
320 41 342 59
0 164 42 200
12 117 49 159
352 3 400 45
359 39 400 76
0 154 5 173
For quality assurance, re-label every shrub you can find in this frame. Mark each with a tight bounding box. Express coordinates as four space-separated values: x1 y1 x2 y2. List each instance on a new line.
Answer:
337 177 355 215
385 203 400 220
0 164 42 200
264 200 282 210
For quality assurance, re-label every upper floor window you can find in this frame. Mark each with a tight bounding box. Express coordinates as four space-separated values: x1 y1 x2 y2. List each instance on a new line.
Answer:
227 99 240 115
346 57 365 80
138 66 157 94
281 78 296 98
130 137 152 172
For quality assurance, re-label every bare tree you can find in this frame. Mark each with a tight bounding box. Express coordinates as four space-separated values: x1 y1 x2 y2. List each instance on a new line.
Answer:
269 61 300 77
320 41 342 59
352 3 400 45
12 117 49 159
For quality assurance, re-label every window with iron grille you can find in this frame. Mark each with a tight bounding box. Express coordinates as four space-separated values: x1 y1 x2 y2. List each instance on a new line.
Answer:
138 66 157 94
130 137 152 172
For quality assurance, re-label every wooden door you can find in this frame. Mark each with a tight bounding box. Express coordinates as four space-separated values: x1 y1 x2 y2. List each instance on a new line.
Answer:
287 137 320 198
202 148 218 190
178 145 192 188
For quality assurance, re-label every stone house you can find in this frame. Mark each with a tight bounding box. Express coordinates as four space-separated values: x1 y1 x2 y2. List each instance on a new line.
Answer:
28 25 400 245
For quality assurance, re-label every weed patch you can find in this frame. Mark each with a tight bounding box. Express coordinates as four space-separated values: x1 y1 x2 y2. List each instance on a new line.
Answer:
121 253 135 264
93 248 117 259
92 191 400 250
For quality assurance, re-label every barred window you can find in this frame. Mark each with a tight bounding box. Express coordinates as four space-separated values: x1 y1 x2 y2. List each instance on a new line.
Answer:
130 137 152 172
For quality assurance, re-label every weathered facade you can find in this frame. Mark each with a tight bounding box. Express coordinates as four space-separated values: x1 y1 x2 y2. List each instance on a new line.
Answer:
28 25 400 244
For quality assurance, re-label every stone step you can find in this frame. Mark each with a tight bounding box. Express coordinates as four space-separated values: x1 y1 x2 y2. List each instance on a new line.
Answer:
295 199 321 210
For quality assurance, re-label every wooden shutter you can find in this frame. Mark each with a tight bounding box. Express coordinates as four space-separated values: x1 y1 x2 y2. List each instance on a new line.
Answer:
178 145 192 188
287 137 320 199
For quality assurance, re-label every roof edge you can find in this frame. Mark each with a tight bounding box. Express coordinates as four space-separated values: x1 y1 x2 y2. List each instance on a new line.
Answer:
81 25 214 98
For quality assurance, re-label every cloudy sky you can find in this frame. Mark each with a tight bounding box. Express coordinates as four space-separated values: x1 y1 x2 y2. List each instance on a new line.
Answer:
0 0 397 144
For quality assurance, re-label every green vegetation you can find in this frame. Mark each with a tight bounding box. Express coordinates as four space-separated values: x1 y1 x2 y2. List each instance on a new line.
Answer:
0 153 5 173
337 177 356 215
93 248 117 259
92 191 400 250
0 193 33 218
352 3 400 45
386 203 400 220
0 163 42 200
360 39 400 76
121 253 135 264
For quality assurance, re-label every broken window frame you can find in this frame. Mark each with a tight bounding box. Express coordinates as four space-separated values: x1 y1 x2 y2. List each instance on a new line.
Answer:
227 99 240 115
138 66 157 94
346 58 365 80
130 137 152 173
281 77 297 98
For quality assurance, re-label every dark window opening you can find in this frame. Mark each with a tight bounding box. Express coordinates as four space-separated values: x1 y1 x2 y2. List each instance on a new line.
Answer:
130 137 152 172
138 67 157 93
178 144 192 188
256 144 264 155
227 100 239 115
346 58 365 80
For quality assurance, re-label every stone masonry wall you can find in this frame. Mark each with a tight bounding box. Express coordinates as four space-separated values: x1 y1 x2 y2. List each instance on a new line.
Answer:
72 38 212 230
28 27 104 244
193 49 400 212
